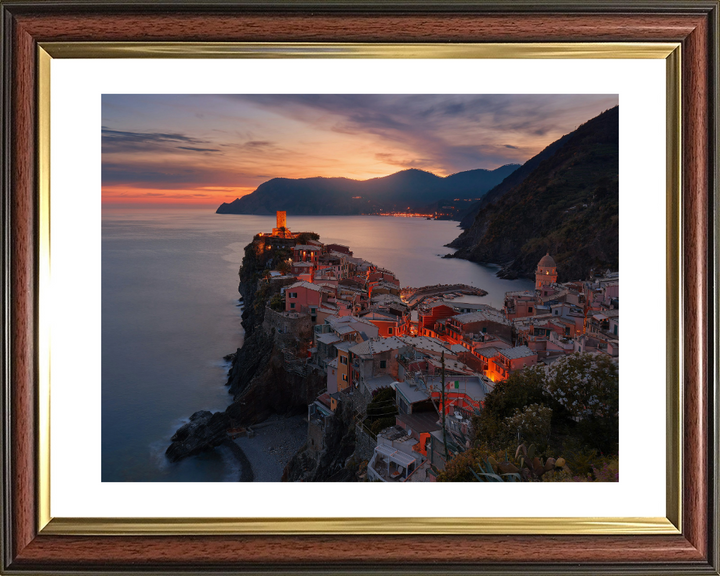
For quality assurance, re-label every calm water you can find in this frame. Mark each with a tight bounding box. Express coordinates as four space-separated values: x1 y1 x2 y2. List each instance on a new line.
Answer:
101 209 532 482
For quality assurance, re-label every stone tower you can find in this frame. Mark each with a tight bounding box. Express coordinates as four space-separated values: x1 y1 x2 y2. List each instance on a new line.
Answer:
271 211 292 238
535 253 558 293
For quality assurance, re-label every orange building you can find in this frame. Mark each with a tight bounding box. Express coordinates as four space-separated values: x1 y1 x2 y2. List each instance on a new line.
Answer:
271 210 293 238
285 281 324 314
487 345 538 382
418 303 457 335
360 309 406 337
335 343 353 392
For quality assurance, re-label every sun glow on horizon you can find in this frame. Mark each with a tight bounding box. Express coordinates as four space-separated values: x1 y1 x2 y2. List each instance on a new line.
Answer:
102 94 619 207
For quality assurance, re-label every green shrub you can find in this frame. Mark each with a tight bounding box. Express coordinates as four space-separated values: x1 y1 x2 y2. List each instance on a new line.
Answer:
268 294 284 312
475 366 546 446
363 387 398 436
370 417 397 436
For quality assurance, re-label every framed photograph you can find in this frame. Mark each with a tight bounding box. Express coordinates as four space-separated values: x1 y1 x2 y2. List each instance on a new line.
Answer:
2 1 717 574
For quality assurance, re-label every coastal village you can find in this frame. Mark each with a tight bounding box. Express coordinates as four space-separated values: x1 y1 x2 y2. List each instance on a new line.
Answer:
246 212 619 482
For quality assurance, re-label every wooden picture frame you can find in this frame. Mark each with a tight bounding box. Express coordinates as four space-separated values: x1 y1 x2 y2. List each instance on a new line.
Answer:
1 1 717 573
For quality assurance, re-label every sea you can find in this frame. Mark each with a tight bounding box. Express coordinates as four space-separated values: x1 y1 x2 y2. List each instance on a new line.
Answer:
101 209 533 482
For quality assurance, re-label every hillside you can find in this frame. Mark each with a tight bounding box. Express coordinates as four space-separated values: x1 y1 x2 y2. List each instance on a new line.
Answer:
454 132 574 230
216 165 519 216
449 106 618 281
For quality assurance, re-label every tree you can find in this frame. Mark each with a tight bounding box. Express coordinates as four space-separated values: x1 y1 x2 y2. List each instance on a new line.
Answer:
474 365 546 447
296 232 320 244
268 294 284 312
363 387 398 437
277 260 291 275
499 403 553 448
436 447 483 482
545 353 618 453
545 353 618 419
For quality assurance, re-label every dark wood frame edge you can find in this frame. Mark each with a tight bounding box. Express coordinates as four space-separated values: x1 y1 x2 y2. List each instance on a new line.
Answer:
1 2 717 573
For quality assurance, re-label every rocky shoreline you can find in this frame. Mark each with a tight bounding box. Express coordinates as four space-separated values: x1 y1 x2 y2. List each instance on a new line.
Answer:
165 235 326 479
165 410 230 463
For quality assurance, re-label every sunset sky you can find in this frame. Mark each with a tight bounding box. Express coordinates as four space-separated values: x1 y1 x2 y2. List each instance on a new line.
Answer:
102 94 618 207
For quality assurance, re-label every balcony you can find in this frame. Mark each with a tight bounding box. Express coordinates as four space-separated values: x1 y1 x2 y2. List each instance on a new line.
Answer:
366 446 421 482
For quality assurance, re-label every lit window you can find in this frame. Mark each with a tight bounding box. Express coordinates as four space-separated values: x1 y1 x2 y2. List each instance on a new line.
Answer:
342 374 348 381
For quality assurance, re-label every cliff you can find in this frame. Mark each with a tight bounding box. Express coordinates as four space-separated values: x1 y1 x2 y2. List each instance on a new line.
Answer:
282 396 358 482
449 106 619 281
166 235 326 460
224 323 326 426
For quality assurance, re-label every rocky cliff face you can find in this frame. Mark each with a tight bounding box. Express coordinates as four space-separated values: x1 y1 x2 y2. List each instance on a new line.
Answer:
224 326 326 426
237 237 273 338
225 237 326 424
167 236 326 461
282 397 358 482
449 106 618 281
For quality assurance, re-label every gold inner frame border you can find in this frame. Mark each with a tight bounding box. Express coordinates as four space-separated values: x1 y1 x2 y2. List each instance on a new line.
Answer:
36 41 682 536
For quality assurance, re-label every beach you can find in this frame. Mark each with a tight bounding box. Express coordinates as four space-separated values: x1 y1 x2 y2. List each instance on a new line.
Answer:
232 414 309 481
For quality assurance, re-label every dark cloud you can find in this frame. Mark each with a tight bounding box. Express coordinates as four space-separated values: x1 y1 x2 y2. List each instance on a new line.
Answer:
346 111 410 132
102 127 215 154
176 146 221 153
141 192 210 198
229 94 616 172
245 140 273 149
437 102 467 117
219 140 279 153
232 94 616 144
374 153 434 170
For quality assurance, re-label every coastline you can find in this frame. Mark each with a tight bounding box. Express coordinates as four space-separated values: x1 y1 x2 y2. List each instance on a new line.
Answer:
221 439 255 482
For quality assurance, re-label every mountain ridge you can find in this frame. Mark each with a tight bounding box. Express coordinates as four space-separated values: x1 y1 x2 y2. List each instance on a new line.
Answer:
449 106 619 281
216 164 520 216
